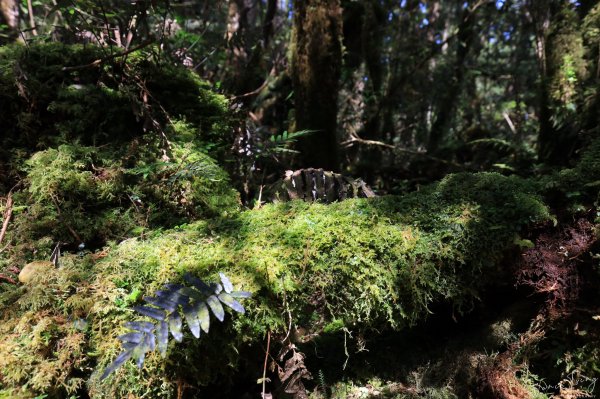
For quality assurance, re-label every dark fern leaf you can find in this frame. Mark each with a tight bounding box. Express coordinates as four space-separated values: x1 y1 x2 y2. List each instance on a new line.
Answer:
230 291 252 299
101 272 250 380
197 301 210 333
214 283 223 294
206 295 225 322
118 332 144 344
156 288 189 306
144 296 178 312
183 273 213 295
157 320 168 357
133 305 166 321
219 272 234 293
218 293 245 314
168 312 183 342
163 283 184 292
178 286 204 301
122 342 138 350
124 321 155 333
134 349 146 369
101 350 134 380
144 331 156 352
183 302 201 338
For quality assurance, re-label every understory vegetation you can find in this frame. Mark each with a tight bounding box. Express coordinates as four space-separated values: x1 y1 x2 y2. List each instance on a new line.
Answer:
1 1 600 398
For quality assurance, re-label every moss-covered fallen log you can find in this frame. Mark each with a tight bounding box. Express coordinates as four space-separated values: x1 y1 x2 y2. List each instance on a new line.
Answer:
0 171 554 398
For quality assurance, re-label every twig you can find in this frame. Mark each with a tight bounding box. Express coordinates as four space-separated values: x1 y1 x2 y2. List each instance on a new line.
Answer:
502 111 517 135
342 132 464 167
62 40 154 71
27 0 38 36
341 133 395 150
342 327 352 371
262 330 271 399
230 65 277 100
0 274 17 284
231 78 269 100
0 192 14 249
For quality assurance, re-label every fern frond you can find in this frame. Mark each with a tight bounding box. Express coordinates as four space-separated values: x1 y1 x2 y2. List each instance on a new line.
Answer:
100 272 251 380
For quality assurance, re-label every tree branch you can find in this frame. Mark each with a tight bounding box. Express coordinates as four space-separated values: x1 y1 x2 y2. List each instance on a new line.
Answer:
62 39 153 71
0 192 14 250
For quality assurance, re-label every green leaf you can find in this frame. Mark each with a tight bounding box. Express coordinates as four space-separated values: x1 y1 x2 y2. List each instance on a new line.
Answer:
197 302 210 333
132 306 166 321
157 321 168 357
183 303 201 338
219 272 234 293
168 313 183 342
218 293 245 314
207 295 225 322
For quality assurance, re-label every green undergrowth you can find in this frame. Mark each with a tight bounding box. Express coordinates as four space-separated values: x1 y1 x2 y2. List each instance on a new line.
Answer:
540 136 600 210
0 42 231 192
6 130 239 258
0 172 552 398
0 43 239 260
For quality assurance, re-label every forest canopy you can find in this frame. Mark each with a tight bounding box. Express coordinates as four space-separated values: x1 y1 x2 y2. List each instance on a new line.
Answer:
0 1 599 398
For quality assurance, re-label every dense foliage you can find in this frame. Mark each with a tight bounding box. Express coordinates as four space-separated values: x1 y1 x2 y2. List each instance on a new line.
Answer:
0 1 599 398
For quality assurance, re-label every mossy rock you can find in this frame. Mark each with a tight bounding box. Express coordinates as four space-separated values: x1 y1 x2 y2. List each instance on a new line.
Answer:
18 261 54 284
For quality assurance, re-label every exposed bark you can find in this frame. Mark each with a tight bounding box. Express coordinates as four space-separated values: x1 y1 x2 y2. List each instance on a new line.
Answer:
0 192 13 249
291 0 343 171
0 0 19 41
262 0 277 46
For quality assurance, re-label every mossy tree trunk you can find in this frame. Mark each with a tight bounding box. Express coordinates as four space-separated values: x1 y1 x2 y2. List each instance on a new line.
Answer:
291 0 343 171
531 0 588 165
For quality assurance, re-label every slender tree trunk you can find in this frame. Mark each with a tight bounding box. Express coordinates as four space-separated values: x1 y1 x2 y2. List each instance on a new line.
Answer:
224 0 264 96
428 1 478 153
291 0 343 171
529 0 554 162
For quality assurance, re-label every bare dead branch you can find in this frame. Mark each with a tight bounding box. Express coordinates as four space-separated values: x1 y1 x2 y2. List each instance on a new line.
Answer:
0 274 17 284
0 192 14 249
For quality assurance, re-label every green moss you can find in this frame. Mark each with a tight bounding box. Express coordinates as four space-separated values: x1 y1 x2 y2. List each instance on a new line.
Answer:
0 43 231 192
540 136 600 205
0 171 551 398
4 133 239 258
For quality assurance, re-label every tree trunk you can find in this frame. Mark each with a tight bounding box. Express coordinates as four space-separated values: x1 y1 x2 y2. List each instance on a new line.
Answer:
531 0 587 164
0 0 19 41
428 1 479 153
291 0 343 171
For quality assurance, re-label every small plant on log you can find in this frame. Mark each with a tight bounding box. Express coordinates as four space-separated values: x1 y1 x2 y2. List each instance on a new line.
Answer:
101 272 251 379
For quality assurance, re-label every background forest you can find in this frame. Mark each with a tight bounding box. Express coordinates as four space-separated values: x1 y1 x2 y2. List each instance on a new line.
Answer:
0 0 600 398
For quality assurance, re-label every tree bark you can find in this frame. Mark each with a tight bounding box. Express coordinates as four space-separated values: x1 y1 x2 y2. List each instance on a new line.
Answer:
0 0 19 41
291 0 343 171
428 1 479 153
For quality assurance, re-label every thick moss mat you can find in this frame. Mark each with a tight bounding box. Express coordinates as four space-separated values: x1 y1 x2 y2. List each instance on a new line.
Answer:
0 172 552 398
